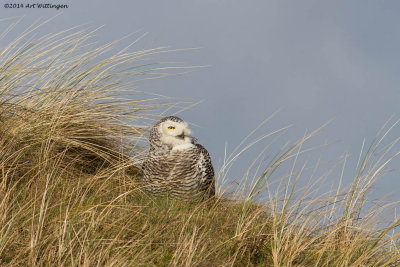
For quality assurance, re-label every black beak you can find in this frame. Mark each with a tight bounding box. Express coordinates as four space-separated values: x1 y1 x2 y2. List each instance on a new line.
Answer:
177 133 185 139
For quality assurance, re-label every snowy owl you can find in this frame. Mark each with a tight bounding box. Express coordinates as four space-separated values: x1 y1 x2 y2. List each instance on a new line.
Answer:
142 116 215 200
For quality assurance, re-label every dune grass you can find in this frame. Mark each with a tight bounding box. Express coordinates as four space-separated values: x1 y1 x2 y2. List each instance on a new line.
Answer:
0 22 399 266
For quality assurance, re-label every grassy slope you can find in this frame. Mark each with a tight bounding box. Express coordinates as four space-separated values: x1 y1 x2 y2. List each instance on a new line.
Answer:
0 24 399 266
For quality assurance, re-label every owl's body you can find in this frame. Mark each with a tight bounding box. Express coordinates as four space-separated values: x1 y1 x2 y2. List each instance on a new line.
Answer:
142 116 215 200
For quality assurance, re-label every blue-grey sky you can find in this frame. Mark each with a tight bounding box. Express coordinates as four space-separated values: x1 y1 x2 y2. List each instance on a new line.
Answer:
2 1 400 203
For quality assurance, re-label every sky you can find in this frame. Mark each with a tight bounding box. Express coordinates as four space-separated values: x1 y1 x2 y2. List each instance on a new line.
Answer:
1 1 400 206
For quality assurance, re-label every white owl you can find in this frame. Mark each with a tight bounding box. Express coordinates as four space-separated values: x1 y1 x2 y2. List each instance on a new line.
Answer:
142 116 215 200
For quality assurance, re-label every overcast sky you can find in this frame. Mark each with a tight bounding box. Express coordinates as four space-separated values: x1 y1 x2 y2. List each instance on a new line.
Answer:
2 1 400 204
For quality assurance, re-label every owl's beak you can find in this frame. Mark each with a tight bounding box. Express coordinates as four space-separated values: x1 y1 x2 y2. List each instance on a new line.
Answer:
177 132 185 139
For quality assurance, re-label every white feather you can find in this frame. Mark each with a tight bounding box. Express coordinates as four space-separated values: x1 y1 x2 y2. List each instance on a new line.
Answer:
172 143 195 152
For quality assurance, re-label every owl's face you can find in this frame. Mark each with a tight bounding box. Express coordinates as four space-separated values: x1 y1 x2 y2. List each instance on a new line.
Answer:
158 118 194 148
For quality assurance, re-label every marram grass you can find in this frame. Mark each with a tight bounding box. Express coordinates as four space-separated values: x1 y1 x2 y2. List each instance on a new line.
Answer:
0 22 400 266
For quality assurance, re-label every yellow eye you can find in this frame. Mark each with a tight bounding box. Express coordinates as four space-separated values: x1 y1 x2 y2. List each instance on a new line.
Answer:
168 126 175 130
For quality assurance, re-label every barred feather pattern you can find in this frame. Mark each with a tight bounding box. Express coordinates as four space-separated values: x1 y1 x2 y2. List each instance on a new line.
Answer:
142 116 215 200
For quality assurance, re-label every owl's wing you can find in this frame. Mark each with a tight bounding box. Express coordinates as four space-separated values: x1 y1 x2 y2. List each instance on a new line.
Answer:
194 144 215 198
142 144 215 199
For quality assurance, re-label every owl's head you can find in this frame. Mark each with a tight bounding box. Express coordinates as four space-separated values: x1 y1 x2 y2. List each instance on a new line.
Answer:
150 116 195 149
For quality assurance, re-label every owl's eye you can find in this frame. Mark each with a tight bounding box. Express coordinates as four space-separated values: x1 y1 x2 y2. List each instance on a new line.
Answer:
168 126 175 130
